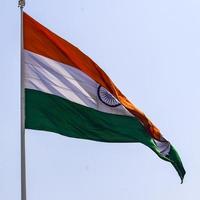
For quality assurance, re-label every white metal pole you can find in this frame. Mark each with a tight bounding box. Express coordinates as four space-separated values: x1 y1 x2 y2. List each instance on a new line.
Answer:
18 1 26 200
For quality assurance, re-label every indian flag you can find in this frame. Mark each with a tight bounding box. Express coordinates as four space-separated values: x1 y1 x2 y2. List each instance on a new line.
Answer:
23 12 185 182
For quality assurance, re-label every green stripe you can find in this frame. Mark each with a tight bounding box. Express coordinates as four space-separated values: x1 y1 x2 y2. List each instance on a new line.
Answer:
25 89 152 143
25 89 185 182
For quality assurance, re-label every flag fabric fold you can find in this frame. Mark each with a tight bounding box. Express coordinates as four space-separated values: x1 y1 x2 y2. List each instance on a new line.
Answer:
23 12 185 182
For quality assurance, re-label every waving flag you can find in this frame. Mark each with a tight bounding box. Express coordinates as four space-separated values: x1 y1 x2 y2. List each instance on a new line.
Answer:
23 12 185 182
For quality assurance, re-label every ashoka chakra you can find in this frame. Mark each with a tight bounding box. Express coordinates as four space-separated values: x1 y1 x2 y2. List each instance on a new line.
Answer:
97 86 121 107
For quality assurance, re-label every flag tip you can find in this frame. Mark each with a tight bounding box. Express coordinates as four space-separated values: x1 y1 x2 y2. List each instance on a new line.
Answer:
179 170 186 184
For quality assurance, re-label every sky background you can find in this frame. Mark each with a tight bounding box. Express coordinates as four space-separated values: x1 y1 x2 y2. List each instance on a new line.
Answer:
0 0 200 199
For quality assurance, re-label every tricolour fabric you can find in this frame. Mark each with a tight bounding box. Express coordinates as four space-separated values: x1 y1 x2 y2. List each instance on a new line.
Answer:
23 12 185 182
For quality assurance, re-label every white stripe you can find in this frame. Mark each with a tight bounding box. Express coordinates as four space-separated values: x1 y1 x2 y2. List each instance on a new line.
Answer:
154 139 170 156
24 50 132 116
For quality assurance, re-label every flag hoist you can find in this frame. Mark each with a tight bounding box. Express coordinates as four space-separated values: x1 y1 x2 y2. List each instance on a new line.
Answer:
19 2 186 200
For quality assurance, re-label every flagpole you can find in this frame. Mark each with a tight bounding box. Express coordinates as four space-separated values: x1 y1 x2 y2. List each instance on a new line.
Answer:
18 1 26 200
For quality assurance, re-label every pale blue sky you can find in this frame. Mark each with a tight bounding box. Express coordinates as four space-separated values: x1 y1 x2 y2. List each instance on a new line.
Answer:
0 0 200 199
